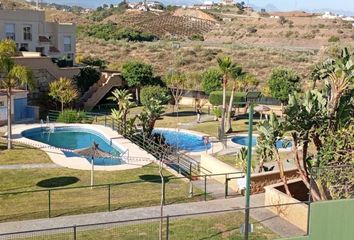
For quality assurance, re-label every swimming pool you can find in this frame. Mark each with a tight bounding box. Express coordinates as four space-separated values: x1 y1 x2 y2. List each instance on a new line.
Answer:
231 135 292 149
152 129 211 152
22 127 124 166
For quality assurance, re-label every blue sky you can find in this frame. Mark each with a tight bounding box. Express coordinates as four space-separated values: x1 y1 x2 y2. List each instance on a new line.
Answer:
48 0 354 12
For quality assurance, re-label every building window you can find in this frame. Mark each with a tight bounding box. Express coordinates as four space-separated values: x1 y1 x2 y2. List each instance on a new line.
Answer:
19 43 29 51
5 23 16 40
0 101 4 107
63 36 72 52
36 47 45 55
23 24 32 41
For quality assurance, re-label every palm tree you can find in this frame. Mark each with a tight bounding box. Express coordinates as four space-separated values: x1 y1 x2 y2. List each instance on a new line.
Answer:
108 89 135 134
217 56 237 141
48 77 78 112
0 40 35 150
225 64 245 133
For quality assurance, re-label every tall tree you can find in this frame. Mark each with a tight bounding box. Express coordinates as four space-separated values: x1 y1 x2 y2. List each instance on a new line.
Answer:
225 64 245 133
0 39 35 150
217 56 238 140
267 68 300 104
164 70 187 111
122 61 154 104
201 68 223 95
49 78 78 112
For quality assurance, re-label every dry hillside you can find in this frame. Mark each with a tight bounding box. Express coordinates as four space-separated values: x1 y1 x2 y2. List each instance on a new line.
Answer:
3 1 352 86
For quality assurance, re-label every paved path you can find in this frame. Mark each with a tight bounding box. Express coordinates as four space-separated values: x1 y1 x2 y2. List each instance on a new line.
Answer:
0 194 305 238
0 163 60 170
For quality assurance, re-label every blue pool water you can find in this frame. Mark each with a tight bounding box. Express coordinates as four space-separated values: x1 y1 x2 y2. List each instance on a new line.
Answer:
22 127 124 166
152 129 211 152
231 136 292 149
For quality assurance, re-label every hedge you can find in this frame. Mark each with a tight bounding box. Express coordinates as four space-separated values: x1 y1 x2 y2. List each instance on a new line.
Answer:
208 91 246 107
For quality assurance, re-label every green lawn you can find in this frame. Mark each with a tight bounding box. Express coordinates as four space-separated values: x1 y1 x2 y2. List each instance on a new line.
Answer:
0 164 206 222
0 133 51 165
190 119 261 137
20 212 277 240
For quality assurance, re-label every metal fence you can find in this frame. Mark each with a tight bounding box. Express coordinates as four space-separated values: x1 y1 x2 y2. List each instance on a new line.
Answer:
0 203 309 240
0 172 243 223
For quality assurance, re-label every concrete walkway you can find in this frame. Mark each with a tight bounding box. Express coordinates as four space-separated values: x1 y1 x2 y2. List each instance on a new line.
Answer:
0 163 60 170
0 194 305 238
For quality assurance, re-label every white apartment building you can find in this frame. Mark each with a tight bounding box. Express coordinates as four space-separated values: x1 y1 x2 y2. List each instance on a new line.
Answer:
0 9 76 65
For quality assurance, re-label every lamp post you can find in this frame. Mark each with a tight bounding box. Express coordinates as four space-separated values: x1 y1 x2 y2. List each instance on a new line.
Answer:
243 92 261 240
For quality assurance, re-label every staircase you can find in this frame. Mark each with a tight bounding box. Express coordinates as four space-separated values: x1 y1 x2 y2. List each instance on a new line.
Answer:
77 72 123 111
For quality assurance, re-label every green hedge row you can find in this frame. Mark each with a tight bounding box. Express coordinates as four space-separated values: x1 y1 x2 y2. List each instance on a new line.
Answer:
208 91 246 107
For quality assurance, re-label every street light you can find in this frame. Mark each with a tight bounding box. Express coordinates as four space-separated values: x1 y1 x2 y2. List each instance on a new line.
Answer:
243 91 261 240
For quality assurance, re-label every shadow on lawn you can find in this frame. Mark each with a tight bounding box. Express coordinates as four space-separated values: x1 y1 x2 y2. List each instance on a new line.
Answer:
36 176 80 188
139 175 171 183
164 111 199 117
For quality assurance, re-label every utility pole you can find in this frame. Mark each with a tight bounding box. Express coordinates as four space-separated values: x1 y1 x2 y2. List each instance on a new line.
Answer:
243 92 260 240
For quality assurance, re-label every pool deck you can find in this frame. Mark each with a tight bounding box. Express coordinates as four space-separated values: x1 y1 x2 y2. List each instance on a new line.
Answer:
11 123 155 171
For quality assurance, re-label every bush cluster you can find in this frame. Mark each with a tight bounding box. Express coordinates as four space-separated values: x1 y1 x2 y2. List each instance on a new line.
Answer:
57 110 88 123
83 23 158 42
208 91 246 107
140 85 170 106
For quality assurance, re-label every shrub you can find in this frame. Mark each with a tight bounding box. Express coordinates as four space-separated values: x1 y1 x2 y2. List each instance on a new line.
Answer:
78 56 107 69
73 67 101 93
140 85 170 106
247 27 257 33
201 68 223 95
278 16 287 25
267 68 300 103
212 107 222 118
328 36 340 42
189 35 205 41
83 23 158 42
208 91 246 107
57 110 87 123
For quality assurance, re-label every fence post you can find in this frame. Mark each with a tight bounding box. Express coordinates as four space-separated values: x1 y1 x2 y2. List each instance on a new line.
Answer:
204 175 207 201
111 118 114 130
163 180 166 205
73 225 77 240
225 175 228 198
48 190 51 218
108 184 111 212
104 116 107 127
166 215 170 240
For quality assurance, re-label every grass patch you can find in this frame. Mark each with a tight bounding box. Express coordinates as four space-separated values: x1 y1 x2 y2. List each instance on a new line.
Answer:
30 212 277 240
0 164 206 222
0 133 51 165
190 119 260 137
